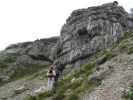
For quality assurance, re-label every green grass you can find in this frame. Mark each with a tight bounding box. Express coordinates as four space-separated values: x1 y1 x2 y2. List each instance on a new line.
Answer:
0 52 50 82
0 53 18 86
24 95 36 100
25 30 133 100
0 64 49 87
35 91 52 100
25 61 96 100
116 30 133 54
63 93 78 100
0 53 17 69
10 64 49 81
0 62 8 69
123 85 133 100
104 50 116 60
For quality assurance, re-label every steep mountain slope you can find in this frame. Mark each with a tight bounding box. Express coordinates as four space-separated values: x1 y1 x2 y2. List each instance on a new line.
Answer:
25 30 133 100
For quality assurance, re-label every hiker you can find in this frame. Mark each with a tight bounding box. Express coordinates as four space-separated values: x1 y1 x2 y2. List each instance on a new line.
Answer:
53 61 60 81
47 66 56 90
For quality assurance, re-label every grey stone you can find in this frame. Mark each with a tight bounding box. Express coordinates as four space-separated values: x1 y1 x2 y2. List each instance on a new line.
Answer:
54 2 129 69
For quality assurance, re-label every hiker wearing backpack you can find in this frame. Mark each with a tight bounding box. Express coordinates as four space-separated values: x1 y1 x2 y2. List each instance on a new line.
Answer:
47 66 56 90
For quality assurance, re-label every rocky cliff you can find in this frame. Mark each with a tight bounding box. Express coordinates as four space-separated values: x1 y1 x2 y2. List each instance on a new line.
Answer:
54 2 130 69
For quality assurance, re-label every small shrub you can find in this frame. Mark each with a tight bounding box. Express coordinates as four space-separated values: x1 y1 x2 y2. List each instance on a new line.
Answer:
104 50 116 60
24 95 36 100
37 91 52 99
64 93 78 100
54 79 68 93
3 57 16 63
53 82 68 99
127 46 133 54
81 62 95 73
25 91 53 100
0 62 7 68
52 94 65 100
122 85 133 100
73 62 95 78
74 80 94 94
118 30 133 42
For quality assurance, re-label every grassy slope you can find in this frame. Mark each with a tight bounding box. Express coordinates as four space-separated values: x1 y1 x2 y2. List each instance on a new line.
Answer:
22 30 131 100
0 64 49 100
0 51 50 100
0 30 133 100
25 50 116 100
0 49 51 86
25 30 133 100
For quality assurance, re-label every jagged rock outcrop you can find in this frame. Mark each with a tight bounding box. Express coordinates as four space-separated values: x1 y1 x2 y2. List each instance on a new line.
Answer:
54 2 129 68
6 37 59 61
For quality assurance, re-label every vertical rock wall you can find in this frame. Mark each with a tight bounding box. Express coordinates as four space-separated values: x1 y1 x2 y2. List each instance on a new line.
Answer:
54 2 129 68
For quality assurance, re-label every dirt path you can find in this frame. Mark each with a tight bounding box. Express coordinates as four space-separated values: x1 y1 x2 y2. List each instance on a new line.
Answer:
80 54 133 100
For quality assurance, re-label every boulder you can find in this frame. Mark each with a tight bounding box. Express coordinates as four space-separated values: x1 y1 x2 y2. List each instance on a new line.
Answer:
14 85 28 94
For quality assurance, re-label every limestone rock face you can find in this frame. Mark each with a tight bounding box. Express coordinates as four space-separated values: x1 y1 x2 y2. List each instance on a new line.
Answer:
55 3 129 67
